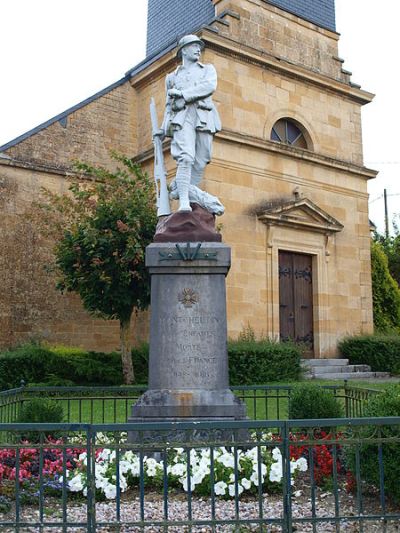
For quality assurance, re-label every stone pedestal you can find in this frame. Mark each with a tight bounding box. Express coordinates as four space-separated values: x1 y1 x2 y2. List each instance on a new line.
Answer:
129 242 246 440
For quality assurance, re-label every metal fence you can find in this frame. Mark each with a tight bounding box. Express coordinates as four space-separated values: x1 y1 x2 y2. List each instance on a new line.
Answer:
1 418 400 531
0 382 380 425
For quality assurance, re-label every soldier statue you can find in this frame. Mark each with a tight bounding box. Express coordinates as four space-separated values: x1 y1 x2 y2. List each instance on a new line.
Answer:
155 34 224 215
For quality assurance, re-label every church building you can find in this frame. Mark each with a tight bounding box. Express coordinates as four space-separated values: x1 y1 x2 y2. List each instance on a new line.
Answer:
0 0 376 357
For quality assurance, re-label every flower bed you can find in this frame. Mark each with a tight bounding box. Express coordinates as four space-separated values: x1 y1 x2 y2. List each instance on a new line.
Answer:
0 432 310 504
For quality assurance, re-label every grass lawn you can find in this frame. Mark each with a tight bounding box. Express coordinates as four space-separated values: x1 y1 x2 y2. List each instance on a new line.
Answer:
46 379 396 424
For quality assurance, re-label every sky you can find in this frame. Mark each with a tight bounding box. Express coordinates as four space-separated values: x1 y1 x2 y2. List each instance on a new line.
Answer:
0 0 398 234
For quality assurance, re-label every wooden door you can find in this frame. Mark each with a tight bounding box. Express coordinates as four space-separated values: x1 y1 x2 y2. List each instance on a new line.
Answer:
279 251 314 354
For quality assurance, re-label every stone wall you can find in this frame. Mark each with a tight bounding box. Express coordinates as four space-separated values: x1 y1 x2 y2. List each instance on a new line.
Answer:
4 81 137 171
214 0 345 81
0 158 149 351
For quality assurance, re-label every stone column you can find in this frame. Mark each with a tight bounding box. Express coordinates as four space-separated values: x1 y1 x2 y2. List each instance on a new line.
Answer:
129 241 246 429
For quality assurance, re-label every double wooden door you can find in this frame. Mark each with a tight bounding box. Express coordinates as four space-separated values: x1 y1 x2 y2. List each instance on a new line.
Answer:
279 251 314 354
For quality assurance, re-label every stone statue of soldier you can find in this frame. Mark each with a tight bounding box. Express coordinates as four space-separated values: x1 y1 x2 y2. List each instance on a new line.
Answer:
156 34 224 215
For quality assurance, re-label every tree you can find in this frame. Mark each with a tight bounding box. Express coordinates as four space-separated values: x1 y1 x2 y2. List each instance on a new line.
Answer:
374 216 400 287
370 240 400 333
36 154 157 383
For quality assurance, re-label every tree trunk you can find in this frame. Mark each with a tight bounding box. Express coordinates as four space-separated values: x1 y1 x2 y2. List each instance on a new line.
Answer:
120 316 134 384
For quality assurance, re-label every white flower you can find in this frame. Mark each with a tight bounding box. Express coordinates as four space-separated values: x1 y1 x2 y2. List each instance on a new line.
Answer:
95 476 108 490
169 463 187 477
295 457 308 472
119 474 128 491
192 470 206 485
119 460 131 474
250 469 266 487
252 463 267 476
269 464 283 483
214 481 227 495
217 453 235 468
104 484 117 499
228 483 244 497
123 450 135 461
180 476 196 491
241 477 251 490
174 447 184 455
78 452 88 465
68 474 84 492
293 490 302 498
145 458 158 469
201 448 211 458
245 447 258 461
272 447 282 461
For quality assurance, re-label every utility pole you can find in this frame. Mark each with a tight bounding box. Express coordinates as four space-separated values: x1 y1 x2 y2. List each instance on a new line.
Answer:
384 188 389 238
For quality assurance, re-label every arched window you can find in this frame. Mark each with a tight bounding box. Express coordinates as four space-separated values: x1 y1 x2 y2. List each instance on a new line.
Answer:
271 118 308 149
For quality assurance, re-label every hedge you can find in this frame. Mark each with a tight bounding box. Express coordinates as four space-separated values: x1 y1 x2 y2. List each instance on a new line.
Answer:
0 339 302 390
338 334 400 375
0 343 149 390
228 339 302 384
346 385 400 503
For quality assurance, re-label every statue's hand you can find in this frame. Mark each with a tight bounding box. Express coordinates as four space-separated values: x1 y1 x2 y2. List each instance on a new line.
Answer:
168 88 183 99
153 128 165 140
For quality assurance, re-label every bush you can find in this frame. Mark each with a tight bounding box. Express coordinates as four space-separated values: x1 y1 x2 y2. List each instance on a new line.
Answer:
346 385 400 502
131 343 149 384
289 383 344 419
228 339 302 384
0 342 149 390
338 334 400 374
15 398 64 442
0 495 11 514
370 241 400 332
0 344 58 390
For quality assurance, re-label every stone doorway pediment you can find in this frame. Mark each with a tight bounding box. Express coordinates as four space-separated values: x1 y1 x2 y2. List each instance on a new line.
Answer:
257 197 344 234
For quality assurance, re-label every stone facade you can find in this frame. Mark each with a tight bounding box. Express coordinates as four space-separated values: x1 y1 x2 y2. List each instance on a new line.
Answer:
0 0 375 356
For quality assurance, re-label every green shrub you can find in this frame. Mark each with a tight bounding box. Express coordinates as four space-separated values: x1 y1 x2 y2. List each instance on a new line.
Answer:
15 398 64 442
338 334 400 374
370 241 400 332
0 342 149 390
54 350 123 386
289 383 344 419
0 495 11 514
131 343 149 384
346 385 400 502
228 339 302 384
0 344 58 390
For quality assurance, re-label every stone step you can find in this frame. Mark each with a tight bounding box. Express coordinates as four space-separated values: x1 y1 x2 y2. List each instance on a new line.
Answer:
304 371 391 380
311 364 371 374
301 358 349 367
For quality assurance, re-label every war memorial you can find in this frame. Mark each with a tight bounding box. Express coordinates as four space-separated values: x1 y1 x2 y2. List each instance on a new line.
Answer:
130 34 247 431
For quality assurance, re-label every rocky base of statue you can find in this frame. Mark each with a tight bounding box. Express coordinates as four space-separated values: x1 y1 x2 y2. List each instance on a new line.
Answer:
154 203 221 243
128 389 247 444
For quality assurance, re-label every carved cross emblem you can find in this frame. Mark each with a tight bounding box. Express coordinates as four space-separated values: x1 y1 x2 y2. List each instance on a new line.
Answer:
178 288 199 308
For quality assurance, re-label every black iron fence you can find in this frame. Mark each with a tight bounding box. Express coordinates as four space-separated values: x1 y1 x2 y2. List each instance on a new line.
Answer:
1 418 400 531
0 382 380 425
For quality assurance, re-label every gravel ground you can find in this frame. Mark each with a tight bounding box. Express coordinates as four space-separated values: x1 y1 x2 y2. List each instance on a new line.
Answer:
1 487 400 532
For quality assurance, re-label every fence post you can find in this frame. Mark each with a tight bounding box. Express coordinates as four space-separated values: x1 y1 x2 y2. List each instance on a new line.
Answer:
344 379 350 417
282 421 292 533
86 426 96 531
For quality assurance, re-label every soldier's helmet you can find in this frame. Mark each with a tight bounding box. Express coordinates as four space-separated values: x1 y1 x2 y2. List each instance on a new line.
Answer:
176 34 205 58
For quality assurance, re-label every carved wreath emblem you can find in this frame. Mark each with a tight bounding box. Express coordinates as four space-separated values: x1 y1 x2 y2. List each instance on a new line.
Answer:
178 288 199 308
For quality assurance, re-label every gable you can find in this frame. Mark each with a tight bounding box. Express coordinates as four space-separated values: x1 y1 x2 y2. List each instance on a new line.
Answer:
257 197 344 234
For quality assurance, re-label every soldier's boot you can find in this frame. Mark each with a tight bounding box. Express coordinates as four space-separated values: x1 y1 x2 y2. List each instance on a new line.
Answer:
176 163 192 212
